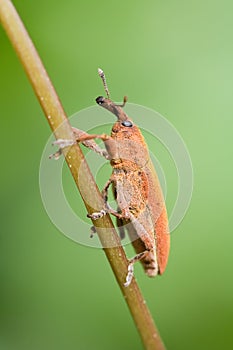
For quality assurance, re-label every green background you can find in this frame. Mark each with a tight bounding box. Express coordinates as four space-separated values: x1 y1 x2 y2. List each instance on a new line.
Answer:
1 0 232 349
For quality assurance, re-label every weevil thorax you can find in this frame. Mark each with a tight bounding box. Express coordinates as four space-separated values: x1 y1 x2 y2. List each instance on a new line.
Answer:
96 96 149 170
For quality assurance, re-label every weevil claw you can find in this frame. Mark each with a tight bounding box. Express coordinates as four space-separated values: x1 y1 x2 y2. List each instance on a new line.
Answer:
49 149 63 160
87 209 107 220
124 263 134 287
49 139 75 160
90 226 96 238
53 139 75 148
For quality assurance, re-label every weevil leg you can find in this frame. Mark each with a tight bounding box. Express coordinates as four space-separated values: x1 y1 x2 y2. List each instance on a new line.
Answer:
106 208 129 219
101 178 113 203
87 179 112 220
103 179 129 219
102 178 126 218
113 180 132 220
72 128 109 159
50 128 110 160
87 178 127 220
124 263 134 287
87 208 126 220
116 217 126 239
90 225 96 238
87 209 107 220
76 132 110 143
49 138 75 159
124 250 150 287
112 184 126 239
49 147 63 160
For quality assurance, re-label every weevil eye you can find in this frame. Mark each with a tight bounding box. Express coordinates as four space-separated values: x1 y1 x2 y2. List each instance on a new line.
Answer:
96 96 105 104
121 120 133 127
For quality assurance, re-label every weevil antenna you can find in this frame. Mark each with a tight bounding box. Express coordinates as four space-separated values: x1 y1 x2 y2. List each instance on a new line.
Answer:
116 95 128 107
98 68 110 99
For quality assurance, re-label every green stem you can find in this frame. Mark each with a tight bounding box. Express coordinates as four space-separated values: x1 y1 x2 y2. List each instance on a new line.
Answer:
0 1 166 349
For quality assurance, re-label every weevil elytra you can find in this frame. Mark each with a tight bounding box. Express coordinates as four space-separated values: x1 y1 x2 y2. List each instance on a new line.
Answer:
52 69 170 286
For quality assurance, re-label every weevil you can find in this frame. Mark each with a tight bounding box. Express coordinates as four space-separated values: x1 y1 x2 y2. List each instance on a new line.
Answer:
52 69 170 286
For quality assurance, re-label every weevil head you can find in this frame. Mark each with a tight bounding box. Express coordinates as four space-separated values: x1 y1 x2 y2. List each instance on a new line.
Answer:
96 96 149 167
96 96 129 122
96 95 144 141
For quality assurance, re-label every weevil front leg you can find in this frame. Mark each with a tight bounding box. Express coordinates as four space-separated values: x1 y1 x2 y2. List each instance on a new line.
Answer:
49 138 75 159
72 128 110 159
50 128 110 160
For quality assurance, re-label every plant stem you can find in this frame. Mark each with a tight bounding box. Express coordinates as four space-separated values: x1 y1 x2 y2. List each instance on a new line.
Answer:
0 1 166 349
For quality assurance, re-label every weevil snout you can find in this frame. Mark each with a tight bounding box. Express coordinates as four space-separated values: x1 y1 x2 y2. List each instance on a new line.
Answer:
96 96 105 105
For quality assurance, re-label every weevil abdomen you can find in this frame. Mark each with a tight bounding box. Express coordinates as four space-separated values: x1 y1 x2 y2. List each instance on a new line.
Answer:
110 151 170 276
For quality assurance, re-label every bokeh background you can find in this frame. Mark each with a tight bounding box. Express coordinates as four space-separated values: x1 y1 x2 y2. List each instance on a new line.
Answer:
1 1 233 349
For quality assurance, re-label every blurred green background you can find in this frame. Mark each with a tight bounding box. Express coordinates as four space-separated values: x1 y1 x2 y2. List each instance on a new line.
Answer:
1 0 233 349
